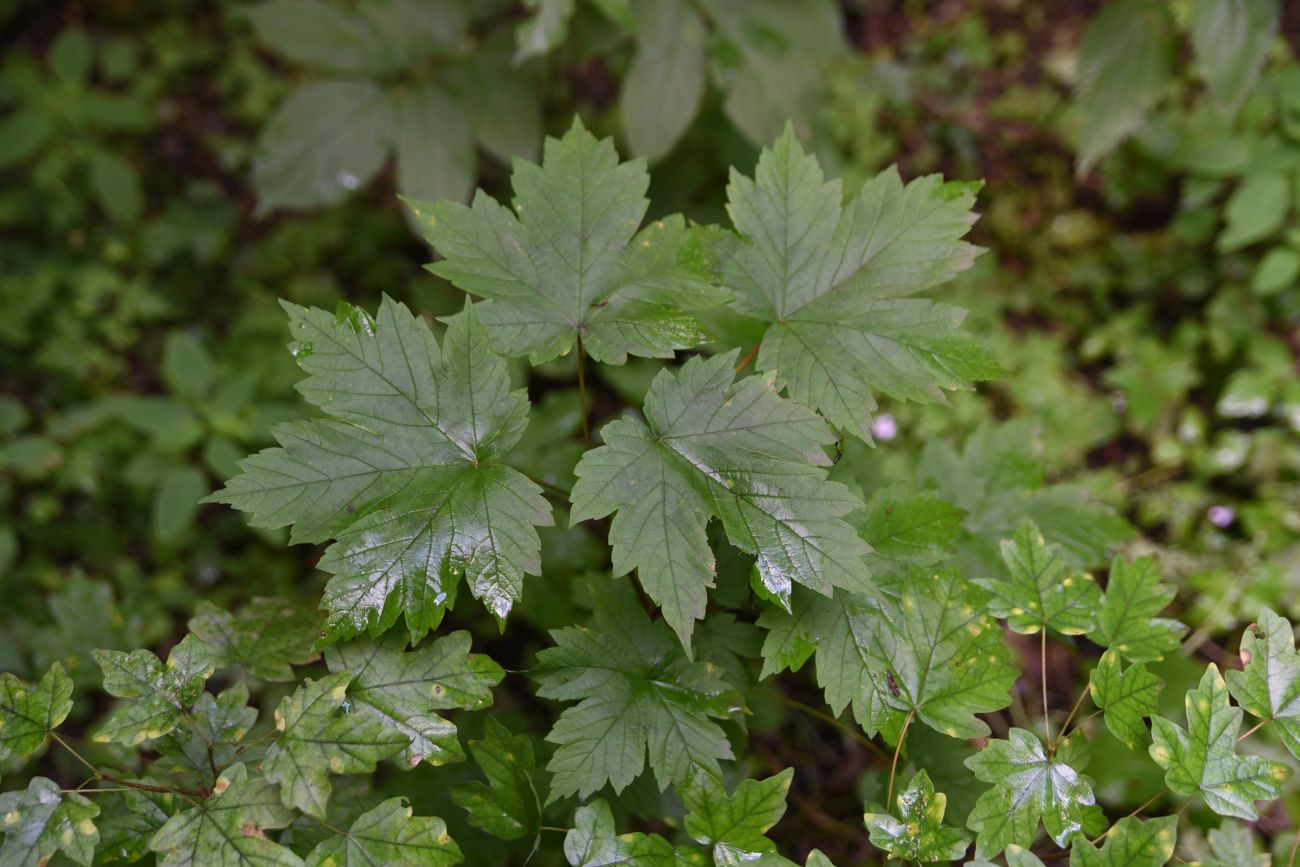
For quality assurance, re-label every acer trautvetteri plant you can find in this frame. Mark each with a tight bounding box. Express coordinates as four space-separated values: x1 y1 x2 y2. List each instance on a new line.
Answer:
1 119 1296 867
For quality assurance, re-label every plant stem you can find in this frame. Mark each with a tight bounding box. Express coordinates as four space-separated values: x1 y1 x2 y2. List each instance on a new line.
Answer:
1041 630 1052 747
51 733 99 777
1238 718 1271 742
575 334 591 447
765 690 889 760
887 709 916 808
735 342 761 374
520 471 572 499
1287 828 1299 867
1090 788 1168 845
1056 687 1091 744
52 733 208 798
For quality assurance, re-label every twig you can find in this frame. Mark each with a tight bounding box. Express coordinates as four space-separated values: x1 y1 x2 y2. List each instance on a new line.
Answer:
575 334 591 447
1090 789 1168 845
887 709 916 808
1041 630 1052 747
1286 827 1299 867
765 690 890 760
1056 688 1091 745
735 343 761 374
1238 718 1271 742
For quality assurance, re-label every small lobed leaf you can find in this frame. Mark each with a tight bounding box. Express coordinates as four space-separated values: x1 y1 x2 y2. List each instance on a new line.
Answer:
681 767 793 863
563 800 676 867
532 582 737 801
856 486 964 578
1225 608 1300 761
450 717 542 842
1089 650 1162 750
324 630 504 769
188 597 321 682
93 634 214 746
305 797 463 866
979 520 1102 636
863 770 971 863
149 763 301 866
715 126 994 442
965 729 1096 857
0 662 73 758
1091 555 1186 663
264 673 408 817
1203 820 1270 867
572 349 871 651
155 682 259 780
416 119 722 365
1067 816 1176 867
0 777 99 867
1149 663 1291 819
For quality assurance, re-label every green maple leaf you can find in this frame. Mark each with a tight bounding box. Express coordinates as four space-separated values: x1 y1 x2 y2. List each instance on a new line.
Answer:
760 571 1015 740
1225 608 1300 761
681 767 792 863
264 673 407 817
1088 650 1162 750
863 770 971 863
450 717 541 843
150 763 301 866
1091 555 1186 662
1203 820 1270 867
714 125 996 442
563 800 676 867
209 297 553 641
571 350 870 650
856 486 964 578
92 634 214 746
1149 663 1291 819
532 583 737 801
414 119 721 364
1067 816 1177 867
0 662 72 758
964 729 1096 857
306 798 463 866
188 597 321 682
155 682 259 781
978 521 1101 636
0 777 99 867
324 630 503 769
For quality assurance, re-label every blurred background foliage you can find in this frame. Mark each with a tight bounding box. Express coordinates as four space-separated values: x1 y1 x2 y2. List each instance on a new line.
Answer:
1 0 1298 862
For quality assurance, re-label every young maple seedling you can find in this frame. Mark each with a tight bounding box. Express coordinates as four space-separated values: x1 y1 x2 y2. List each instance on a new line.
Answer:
1 119 1296 867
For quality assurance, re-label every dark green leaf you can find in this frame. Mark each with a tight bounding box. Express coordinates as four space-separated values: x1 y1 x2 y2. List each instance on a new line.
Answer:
189 598 321 682
0 662 73 758
1089 651 1162 750
306 798 462 866
450 718 541 842
93 635 214 746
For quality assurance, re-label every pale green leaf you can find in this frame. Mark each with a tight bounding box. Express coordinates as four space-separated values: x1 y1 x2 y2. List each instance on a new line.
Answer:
395 84 474 207
532 584 736 801
716 127 993 441
515 0 574 62
1226 608 1300 761
1218 172 1289 252
243 0 395 74
563 800 676 867
418 120 721 364
572 350 870 650
188 597 321 682
1204 820 1269 867
965 729 1096 857
0 662 73 758
92 635 214 745
620 0 707 161
306 798 462 866
682 768 792 863
1149 664 1291 819
1089 651 1162 750
324 630 504 768
150 763 301 867
863 770 971 863
0 778 99 867
856 486 964 578
209 297 552 641
450 718 541 842
1068 816 1176 867
1091 555 1186 662
264 673 407 817
978 521 1102 636
1192 0 1279 118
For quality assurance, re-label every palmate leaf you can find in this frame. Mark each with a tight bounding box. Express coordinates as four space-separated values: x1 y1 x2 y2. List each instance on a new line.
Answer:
760 571 1015 741
714 126 996 442
1091 556 1186 663
1067 816 1176 867
208 297 553 642
1203 820 1269 867
155 683 259 780
0 777 99 867
532 583 737 801
1088 651 1162 750
563 800 676 867
1149 664 1291 819
189 597 321 682
450 718 542 843
0 662 72 758
324 630 504 769
92 634 214 746
681 767 792 863
415 119 721 364
306 798 462 866
965 730 1096 857
572 350 870 651
149 763 300 867
863 770 971 863
1226 608 1300 760
855 486 964 578
264 673 407 817
978 521 1102 636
